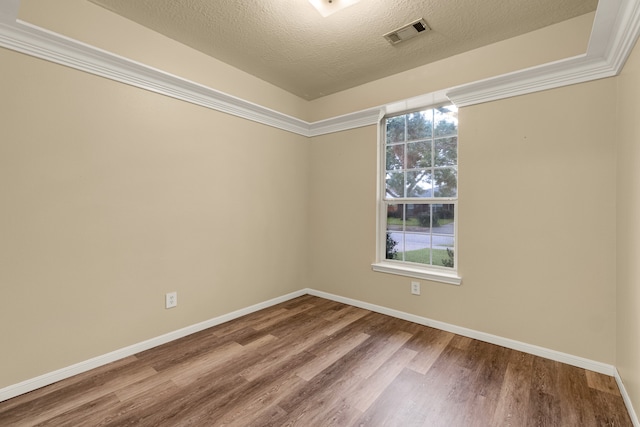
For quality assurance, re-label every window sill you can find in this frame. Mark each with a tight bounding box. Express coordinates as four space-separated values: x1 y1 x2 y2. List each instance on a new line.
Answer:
371 261 462 286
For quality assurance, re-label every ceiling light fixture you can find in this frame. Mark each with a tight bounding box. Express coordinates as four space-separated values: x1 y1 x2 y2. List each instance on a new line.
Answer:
308 0 360 17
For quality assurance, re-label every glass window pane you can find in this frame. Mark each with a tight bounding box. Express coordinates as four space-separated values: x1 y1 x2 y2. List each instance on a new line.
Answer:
405 204 431 233
434 137 457 167
386 144 404 171
434 106 458 137
406 111 433 141
386 115 405 143
434 168 457 197
407 140 432 169
433 246 455 268
386 204 404 231
385 171 405 198
401 233 432 264
382 105 456 270
385 232 403 260
433 204 455 236
433 237 455 268
406 170 433 197
434 235 454 248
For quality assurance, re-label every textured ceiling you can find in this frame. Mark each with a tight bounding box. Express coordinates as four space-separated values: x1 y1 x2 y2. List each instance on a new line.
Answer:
89 0 598 100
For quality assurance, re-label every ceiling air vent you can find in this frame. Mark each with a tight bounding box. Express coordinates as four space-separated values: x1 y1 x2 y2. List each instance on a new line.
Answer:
384 19 430 45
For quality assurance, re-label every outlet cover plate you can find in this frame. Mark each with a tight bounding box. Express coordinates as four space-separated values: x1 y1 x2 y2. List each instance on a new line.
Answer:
165 291 177 309
411 281 421 295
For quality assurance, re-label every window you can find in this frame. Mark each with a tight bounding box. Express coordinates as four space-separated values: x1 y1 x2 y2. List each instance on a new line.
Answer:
373 104 461 285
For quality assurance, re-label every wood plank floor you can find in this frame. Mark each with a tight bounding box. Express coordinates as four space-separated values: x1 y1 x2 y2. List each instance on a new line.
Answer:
0 295 632 426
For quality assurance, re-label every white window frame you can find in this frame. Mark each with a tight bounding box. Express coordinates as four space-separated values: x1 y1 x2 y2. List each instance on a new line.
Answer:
372 104 462 286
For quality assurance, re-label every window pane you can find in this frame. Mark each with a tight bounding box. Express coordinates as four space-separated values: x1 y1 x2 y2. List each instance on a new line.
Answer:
385 233 403 261
434 106 458 137
381 105 457 270
434 236 455 268
434 168 457 197
405 203 431 233
385 231 403 260
434 137 457 166
386 144 404 171
406 170 433 197
385 201 455 268
401 233 432 264
406 111 432 141
386 204 404 231
434 234 454 248
407 140 432 169
436 250 455 267
433 204 455 236
386 115 405 143
385 171 405 198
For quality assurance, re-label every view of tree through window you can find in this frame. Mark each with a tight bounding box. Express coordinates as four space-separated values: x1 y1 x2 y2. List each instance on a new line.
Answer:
384 105 458 268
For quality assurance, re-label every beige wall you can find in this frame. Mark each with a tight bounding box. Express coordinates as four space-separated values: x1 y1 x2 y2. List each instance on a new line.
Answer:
309 78 617 364
2 3 635 419
616 40 640 417
0 47 309 387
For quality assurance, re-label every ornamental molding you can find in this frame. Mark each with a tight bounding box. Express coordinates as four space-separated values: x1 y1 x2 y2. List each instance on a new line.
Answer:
1 0 638 133
446 0 640 107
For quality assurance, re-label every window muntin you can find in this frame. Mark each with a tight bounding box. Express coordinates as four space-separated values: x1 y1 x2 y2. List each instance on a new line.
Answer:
382 105 458 270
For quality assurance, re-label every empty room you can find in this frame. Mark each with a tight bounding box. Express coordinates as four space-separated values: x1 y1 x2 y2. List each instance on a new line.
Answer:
1 0 639 425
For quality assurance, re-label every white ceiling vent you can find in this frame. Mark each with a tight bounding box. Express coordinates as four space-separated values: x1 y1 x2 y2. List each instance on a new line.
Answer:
384 19 430 45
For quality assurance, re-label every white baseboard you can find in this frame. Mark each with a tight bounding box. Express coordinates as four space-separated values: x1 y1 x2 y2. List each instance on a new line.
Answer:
0 289 307 403
1 286 630 421
311 291 640 427
306 289 617 376
615 369 640 427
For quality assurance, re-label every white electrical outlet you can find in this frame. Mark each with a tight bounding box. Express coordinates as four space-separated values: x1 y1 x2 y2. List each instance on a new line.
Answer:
411 281 421 295
165 291 177 309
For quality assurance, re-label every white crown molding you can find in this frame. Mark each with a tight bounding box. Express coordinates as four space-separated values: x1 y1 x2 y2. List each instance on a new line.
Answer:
383 90 451 116
447 0 640 107
0 1 381 138
2 1 639 136
606 0 640 72
308 107 383 136
0 18 314 136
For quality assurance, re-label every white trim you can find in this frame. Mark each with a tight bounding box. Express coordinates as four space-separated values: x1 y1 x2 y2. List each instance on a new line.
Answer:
597 0 640 73
0 289 306 403
0 0 637 416
374 104 461 285
0 287 629 414
446 0 640 107
615 369 640 427
371 261 462 285
0 1 639 135
308 108 383 137
0 3 380 138
0 19 311 137
383 90 451 117
307 288 616 376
